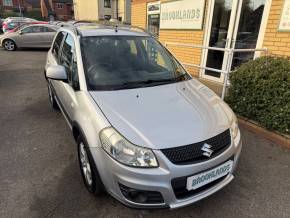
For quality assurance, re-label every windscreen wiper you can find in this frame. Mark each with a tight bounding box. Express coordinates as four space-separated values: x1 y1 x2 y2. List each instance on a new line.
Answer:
112 78 176 90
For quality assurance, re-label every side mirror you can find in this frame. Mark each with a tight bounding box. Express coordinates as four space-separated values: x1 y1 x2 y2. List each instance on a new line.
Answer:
19 30 23 35
46 65 67 81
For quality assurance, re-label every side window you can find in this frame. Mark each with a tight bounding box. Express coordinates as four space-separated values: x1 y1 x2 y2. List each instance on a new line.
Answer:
47 27 56 32
52 32 65 58
22 26 42 33
42 26 56 32
31 26 42 33
59 34 79 90
21 26 33 33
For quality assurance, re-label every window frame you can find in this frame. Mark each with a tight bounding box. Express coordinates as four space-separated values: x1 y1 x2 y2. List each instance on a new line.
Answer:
56 3 64 9
52 31 66 59
59 33 79 90
104 0 111 8
3 0 13 6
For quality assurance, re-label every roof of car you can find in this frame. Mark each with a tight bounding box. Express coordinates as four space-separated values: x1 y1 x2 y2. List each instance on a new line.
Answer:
21 23 60 30
61 22 151 37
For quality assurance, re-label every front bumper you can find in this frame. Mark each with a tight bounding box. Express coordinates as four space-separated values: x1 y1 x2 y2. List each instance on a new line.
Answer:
90 130 242 209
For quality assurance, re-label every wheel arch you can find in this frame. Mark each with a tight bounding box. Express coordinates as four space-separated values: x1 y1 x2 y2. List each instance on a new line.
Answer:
72 121 86 143
74 121 106 194
2 38 17 47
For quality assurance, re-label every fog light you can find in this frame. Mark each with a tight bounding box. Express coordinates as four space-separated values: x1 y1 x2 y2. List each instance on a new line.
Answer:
119 183 164 204
128 190 148 203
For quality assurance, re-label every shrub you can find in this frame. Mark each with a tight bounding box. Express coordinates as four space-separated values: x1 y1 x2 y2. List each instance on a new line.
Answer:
226 56 290 135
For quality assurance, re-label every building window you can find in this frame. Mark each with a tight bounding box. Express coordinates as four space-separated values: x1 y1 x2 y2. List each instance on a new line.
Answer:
104 0 111 8
2 0 13 6
56 3 64 9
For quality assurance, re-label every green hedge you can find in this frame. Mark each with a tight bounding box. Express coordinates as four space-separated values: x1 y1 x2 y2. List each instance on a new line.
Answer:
226 56 290 135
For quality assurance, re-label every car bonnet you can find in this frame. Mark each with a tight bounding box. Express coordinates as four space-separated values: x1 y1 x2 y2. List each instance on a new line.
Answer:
90 79 234 149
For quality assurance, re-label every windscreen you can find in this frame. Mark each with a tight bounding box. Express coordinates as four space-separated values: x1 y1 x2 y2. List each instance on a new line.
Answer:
81 36 190 91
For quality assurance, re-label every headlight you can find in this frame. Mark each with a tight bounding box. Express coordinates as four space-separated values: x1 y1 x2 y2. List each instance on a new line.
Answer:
100 127 158 168
230 116 239 139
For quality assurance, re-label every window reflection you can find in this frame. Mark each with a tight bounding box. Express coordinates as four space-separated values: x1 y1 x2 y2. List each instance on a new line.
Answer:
232 0 266 69
205 0 232 78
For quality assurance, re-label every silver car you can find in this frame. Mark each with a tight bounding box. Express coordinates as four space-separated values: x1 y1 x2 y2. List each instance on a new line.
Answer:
0 24 59 51
44 23 242 209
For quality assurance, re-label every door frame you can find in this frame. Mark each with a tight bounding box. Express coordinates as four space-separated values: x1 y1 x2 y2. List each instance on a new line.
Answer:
200 0 240 83
200 0 272 83
146 1 161 35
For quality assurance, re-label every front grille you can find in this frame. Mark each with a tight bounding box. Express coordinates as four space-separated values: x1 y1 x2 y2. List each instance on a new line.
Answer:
161 129 231 165
171 157 234 199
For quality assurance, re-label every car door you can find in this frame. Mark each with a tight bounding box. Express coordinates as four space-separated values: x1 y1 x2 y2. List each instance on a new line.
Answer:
17 26 43 47
48 31 67 114
54 33 79 122
40 26 57 48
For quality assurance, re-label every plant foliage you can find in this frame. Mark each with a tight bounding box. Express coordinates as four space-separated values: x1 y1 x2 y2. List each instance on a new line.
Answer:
226 56 290 135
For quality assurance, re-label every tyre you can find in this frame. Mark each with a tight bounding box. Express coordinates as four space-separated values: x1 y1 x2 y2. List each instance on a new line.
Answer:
3 39 16 51
77 135 104 195
47 82 59 110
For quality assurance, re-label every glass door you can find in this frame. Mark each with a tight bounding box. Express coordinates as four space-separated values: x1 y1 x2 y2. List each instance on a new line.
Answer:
202 0 267 82
231 0 266 70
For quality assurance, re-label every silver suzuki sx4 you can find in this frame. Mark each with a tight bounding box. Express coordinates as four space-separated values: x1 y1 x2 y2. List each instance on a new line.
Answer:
45 23 242 209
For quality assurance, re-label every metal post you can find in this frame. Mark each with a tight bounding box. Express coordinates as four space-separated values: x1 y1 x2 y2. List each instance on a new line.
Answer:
165 42 267 100
221 48 234 100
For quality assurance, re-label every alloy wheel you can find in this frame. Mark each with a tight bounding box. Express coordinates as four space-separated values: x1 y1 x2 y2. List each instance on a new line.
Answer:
79 142 93 186
4 40 15 51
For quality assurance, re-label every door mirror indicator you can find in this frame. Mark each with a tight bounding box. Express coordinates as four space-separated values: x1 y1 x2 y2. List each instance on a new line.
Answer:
46 65 68 81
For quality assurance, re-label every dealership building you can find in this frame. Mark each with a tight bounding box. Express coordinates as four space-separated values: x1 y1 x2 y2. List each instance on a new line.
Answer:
131 0 290 83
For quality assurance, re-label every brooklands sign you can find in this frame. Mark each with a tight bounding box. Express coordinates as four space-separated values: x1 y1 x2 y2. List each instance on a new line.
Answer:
160 0 205 30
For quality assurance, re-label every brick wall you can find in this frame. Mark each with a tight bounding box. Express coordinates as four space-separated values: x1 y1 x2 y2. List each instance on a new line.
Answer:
131 0 147 28
263 0 290 57
132 0 290 77
53 2 73 20
131 0 207 77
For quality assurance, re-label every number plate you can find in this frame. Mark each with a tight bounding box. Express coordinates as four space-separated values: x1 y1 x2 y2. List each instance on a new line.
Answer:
186 160 233 191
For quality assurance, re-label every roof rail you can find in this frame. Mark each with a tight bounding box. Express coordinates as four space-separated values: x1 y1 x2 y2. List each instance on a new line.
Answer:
95 20 157 37
57 20 157 37
72 20 94 25
115 23 157 38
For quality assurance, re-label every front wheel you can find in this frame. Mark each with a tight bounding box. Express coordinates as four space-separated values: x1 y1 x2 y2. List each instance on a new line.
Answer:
3 39 16 51
77 135 104 195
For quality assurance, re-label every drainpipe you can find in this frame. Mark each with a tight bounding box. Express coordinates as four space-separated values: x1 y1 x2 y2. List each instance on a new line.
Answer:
17 0 22 16
116 0 118 20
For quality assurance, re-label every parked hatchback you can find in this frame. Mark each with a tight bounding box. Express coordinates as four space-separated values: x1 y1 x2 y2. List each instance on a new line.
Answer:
8 21 49 33
2 17 37 33
45 23 242 209
1 24 59 51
